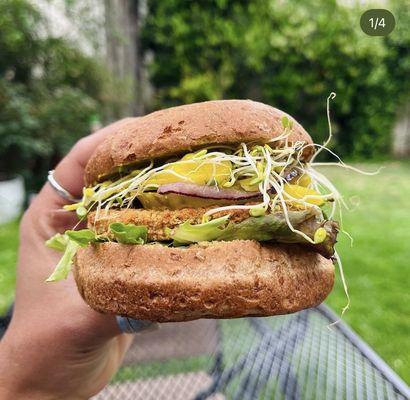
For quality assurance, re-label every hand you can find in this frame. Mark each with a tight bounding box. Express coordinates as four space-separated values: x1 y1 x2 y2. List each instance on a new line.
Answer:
0 119 135 400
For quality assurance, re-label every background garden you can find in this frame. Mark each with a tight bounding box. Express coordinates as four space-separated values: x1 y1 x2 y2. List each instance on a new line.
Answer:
0 0 409 382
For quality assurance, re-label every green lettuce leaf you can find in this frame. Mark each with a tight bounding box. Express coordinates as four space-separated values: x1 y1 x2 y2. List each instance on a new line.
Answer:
218 211 314 242
46 225 149 282
45 233 69 252
219 211 338 258
66 229 98 247
46 229 99 282
109 223 148 244
170 210 338 258
46 240 79 282
170 215 230 245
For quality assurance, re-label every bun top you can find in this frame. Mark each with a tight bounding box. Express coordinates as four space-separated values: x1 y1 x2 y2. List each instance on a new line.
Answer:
85 100 313 185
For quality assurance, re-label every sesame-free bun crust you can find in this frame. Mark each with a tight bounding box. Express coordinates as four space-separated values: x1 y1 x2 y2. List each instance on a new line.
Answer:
73 240 334 322
85 100 313 185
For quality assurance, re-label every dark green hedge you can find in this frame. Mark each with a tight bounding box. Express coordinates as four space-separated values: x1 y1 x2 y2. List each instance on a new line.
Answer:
142 0 409 159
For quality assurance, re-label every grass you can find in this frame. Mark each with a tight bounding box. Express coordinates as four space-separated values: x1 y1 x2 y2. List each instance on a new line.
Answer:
0 162 408 382
0 218 19 314
113 355 211 383
322 161 410 382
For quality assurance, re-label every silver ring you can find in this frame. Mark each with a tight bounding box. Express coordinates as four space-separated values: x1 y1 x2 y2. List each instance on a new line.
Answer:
116 316 158 334
47 170 81 203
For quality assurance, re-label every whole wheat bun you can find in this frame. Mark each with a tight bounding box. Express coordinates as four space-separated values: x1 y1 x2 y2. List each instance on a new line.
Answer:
85 100 313 185
73 240 334 322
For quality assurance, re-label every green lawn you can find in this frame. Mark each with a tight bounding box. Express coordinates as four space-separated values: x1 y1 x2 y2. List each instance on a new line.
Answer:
0 218 19 314
322 161 410 382
0 162 409 382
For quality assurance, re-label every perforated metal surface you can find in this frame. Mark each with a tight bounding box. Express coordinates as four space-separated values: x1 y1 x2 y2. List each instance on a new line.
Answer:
93 306 409 400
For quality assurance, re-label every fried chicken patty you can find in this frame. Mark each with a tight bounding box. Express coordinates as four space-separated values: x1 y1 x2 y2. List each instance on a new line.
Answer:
88 207 252 241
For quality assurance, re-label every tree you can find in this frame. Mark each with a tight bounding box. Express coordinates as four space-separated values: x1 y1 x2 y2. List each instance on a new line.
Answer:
0 0 110 190
104 0 140 116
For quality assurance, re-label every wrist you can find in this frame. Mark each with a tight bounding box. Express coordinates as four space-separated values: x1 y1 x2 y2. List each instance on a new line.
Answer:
0 319 112 400
0 342 45 399
0 387 59 400
0 330 84 400
0 337 47 399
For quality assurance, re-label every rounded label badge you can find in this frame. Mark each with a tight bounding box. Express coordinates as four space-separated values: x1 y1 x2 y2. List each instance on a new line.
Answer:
360 9 395 36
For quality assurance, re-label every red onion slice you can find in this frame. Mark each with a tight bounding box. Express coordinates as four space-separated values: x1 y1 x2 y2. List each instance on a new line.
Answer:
157 182 262 200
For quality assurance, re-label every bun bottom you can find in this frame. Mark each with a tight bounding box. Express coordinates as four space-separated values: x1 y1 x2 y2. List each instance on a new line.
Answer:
73 240 334 322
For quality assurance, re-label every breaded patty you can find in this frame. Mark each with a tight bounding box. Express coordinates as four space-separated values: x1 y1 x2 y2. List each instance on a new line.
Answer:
88 207 251 241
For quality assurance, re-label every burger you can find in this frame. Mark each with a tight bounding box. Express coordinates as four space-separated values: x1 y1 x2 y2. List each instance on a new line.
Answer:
46 100 340 322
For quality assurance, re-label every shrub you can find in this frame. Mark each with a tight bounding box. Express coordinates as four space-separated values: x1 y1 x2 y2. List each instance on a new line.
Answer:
142 0 409 159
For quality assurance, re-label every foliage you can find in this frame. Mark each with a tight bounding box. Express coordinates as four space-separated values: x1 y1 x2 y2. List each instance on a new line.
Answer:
0 0 110 190
142 0 410 159
385 0 410 106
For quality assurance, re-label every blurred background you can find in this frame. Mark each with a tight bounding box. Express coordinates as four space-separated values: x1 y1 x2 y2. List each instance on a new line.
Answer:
0 0 408 382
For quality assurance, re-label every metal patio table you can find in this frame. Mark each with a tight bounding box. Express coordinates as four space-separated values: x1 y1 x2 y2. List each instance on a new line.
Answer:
1 304 409 399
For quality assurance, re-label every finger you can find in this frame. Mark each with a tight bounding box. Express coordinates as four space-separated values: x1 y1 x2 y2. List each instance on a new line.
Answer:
53 118 134 196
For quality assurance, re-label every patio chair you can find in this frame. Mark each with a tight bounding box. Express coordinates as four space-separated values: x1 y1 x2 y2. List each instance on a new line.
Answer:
1 305 409 399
